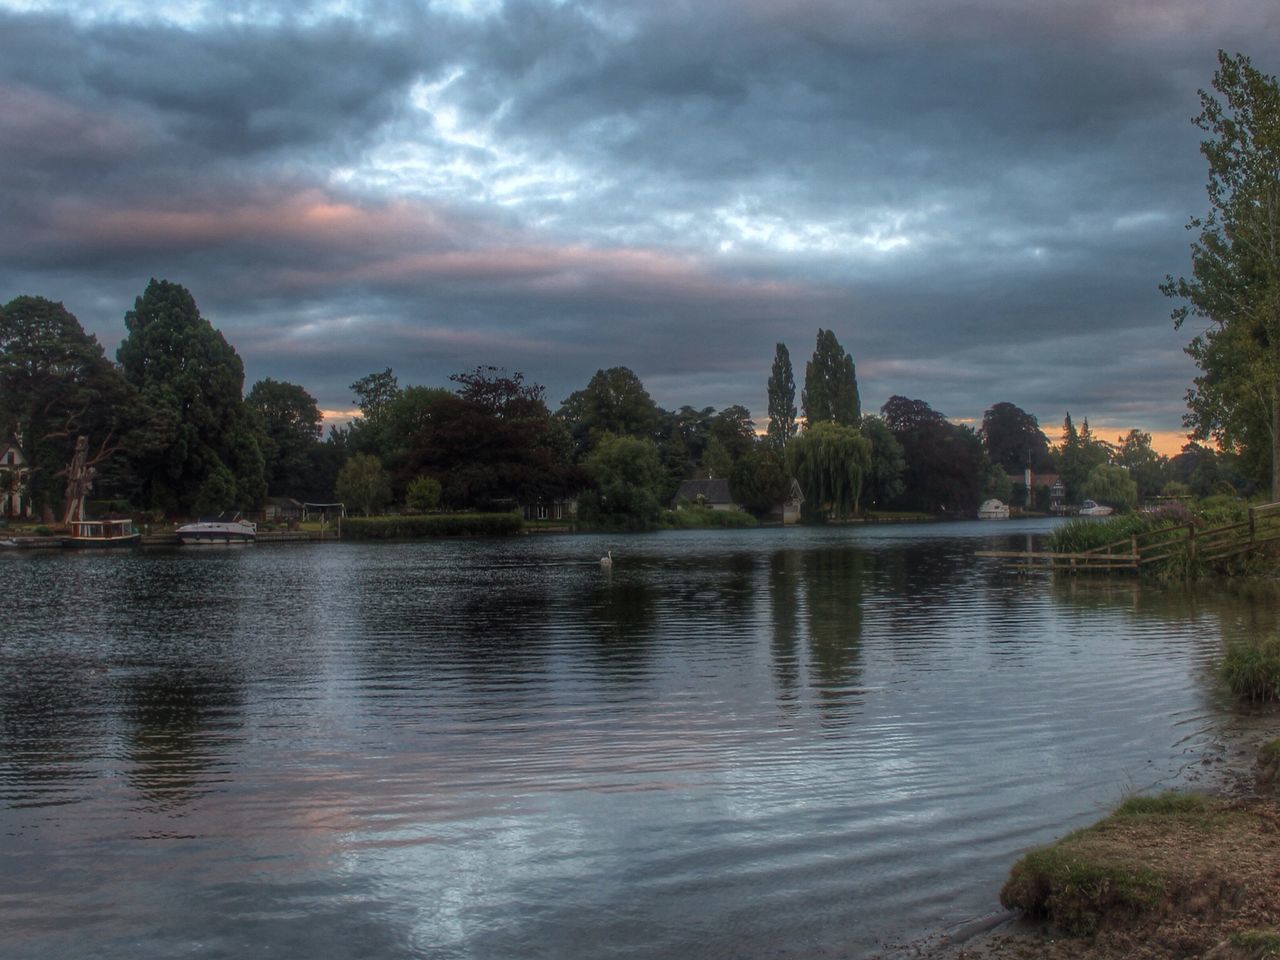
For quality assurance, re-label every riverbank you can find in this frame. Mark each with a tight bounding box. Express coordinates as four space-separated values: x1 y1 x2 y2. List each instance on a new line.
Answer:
889 713 1280 960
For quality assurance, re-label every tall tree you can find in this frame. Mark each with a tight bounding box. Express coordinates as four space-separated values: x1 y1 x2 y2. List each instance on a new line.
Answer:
979 402 1052 473
246 378 324 497
117 279 265 513
0 296 135 516
1162 51 1280 497
787 421 872 519
881 396 987 514
766 343 797 454
802 329 860 427
558 367 662 457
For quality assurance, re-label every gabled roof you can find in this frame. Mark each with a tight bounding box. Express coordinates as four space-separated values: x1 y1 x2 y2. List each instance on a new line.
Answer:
673 478 735 505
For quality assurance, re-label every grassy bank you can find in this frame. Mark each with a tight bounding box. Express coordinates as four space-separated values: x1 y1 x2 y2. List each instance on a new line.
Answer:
1221 637 1280 703
996 789 1280 957
341 512 523 539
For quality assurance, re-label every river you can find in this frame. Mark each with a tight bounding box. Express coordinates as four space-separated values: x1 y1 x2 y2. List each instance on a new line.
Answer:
0 520 1263 959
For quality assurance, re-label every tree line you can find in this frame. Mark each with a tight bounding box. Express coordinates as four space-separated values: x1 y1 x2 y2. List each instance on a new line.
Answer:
0 278 1243 527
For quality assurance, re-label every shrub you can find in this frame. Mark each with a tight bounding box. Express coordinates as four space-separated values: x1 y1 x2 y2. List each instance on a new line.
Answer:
341 512 522 540
1220 637 1280 702
664 506 757 529
1048 512 1156 554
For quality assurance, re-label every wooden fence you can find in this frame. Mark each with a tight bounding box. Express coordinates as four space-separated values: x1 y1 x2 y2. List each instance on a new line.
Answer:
976 502 1280 573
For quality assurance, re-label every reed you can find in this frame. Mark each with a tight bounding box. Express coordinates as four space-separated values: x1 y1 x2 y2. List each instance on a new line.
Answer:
1220 637 1280 702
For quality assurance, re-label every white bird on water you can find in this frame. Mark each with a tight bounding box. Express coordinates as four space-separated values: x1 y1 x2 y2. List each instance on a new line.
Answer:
599 549 613 568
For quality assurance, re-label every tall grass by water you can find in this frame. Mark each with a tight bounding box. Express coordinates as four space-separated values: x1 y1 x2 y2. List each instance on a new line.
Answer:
1220 636 1280 702
342 512 524 539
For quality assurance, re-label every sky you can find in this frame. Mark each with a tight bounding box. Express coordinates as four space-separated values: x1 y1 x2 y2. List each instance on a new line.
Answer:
2 1 1278 454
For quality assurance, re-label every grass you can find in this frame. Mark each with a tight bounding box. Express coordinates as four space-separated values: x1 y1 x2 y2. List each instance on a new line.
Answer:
999 791 1241 937
1231 929 1280 958
1220 637 1280 702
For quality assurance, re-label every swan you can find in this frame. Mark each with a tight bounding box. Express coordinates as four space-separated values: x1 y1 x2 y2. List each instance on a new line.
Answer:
599 549 613 568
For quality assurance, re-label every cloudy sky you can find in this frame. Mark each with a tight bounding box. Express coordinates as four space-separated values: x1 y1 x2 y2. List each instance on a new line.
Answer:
2 0 1277 452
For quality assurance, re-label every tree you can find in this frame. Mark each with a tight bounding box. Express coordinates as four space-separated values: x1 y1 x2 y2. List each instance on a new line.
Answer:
787 421 872 520
729 449 791 516
577 434 666 530
347 368 401 461
247 378 324 497
766 343 797 454
402 368 582 510
1114 429 1170 499
117 279 265 513
980 402 1052 474
709 405 756 464
336 452 392 516
406 475 442 512
881 396 988 514
1082 463 1138 512
559 367 662 458
859 415 905 509
0 296 136 516
1163 52 1280 497
802 329 860 426
1055 412 1112 502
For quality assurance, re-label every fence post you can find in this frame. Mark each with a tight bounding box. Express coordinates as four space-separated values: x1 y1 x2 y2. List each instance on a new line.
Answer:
1131 535 1139 568
1250 506 1256 544
1188 522 1196 560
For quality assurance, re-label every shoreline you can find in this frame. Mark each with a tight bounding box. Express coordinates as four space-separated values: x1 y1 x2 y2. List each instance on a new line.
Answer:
880 710 1279 960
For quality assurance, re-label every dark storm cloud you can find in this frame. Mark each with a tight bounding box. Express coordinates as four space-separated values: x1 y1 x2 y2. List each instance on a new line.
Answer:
0 0 1276 445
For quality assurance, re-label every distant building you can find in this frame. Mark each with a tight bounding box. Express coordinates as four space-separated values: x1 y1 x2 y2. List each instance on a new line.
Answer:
521 497 578 522
262 497 304 522
672 478 739 511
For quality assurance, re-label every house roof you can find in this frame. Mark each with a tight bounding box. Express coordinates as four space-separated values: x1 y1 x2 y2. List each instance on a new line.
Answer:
673 478 735 505
266 496 304 508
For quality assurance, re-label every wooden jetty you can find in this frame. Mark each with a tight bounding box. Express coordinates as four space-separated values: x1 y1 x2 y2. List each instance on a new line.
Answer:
977 501 1280 573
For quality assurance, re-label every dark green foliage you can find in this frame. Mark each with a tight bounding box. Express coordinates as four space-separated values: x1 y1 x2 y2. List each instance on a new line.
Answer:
1047 512 1157 554
881 396 987 514
766 343 797 454
1055 413 1112 503
1163 52 1280 497
1082 463 1138 511
788 421 871 520
406 475 442 512
980 402 1053 473
730 448 791 516
663 505 757 529
1220 636 1280 702
802 328 860 426
577 433 666 530
0 295 137 515
336 452 392 516
403 368 584 510
559 367 662 457
247 378 324 498
116 279 265 514
341 512 523 540
859 416 905 509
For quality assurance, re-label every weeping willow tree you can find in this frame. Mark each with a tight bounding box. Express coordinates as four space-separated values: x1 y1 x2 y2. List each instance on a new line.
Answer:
787 421 872 520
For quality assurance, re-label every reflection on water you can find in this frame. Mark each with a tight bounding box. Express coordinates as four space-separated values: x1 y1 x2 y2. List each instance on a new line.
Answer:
0 521 1257 959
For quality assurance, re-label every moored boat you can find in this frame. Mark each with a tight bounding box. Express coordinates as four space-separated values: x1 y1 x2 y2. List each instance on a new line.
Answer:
1079 499 1114 517
977 498 1010 520
176 513 257 545
62 518 141 548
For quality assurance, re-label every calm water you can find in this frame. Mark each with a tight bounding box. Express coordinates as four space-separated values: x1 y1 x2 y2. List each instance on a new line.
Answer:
0 521 1263 959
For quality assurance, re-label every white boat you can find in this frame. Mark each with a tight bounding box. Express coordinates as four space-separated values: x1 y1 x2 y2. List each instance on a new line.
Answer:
978 499 1010 519
1079 500 1114 517
176 513 257 545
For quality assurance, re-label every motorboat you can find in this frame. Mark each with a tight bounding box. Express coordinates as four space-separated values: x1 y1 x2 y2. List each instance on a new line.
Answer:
1079 500 1114 517
62 518 141 548
978 499 1010 520
176 513 257 545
